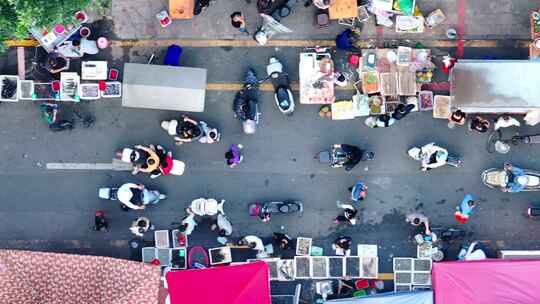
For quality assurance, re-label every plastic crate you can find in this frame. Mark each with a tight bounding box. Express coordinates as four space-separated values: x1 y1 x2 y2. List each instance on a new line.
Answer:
154 230 170 248
413 258 432 272
393 258 413 272
18 80 34 100
142 247 156 263
0 75 19 102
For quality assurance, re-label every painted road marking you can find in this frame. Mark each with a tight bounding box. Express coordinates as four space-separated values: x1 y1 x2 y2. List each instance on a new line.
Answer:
4 38 532 49
46 160 132 171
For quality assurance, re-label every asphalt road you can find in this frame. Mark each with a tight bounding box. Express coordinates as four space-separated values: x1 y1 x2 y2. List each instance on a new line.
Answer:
1 45 540 298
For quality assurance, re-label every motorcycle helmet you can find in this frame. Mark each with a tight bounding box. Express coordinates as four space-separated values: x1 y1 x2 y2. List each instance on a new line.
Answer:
243 120 257 134
121 148 140 163
161 120 178 136
436 150 448 162
408 147 421 160
516 175 529 186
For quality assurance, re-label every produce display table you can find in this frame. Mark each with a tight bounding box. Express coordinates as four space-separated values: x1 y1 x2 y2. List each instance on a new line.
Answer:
169 0 194 19
329 0 358 20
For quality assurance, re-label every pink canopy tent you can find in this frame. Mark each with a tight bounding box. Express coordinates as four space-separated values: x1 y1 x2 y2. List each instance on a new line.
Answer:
432 259 540 304
166 261 271 304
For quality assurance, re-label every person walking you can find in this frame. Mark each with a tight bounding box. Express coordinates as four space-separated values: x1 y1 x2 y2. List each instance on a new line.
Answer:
225 144 243 168
230 12 249 34
93 211 108 232
455 194 476 224
129 217 153 237
349 181 367 202
334 202 357 225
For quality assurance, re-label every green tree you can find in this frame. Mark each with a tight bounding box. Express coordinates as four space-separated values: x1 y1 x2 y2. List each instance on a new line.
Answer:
0 0 107 50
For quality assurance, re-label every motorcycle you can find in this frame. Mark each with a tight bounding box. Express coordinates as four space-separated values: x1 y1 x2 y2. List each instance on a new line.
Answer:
482 165 540 192
266 57 294 115
116 146 185 177
526 203 540 219
408 143 462 170
248 201 303 222
98 185 166 210
317 145 374 169
189 198 225 216
160 117 221 145
233 69 261 134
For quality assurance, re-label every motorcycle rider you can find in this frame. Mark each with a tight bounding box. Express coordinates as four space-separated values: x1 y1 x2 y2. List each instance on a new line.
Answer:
119 145 160 175
335 144 366 171
409 143 448 171
502 163 527 192
161 115 202 145
233 69 259 134
117 183 166 210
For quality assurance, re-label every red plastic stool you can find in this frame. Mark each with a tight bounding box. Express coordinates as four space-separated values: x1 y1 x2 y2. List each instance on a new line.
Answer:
355 279 369 289
349 54 360 66
51 80 60 92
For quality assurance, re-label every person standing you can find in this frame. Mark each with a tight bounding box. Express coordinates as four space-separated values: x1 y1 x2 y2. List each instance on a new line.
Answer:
211 213 233 237
178 209 198 236
230 12 249 34
455 194 476 224
448 110 466 128
225 144 244 168
349 181 367 202
93 211 108 232
494 115 520 130
334 202 357 225
332 236 352 256
130 217 153 237
406 212 431 235
273 232 292 250
469 115 490 133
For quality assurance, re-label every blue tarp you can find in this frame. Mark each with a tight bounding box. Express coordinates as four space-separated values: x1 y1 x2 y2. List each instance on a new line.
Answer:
327 291 433 304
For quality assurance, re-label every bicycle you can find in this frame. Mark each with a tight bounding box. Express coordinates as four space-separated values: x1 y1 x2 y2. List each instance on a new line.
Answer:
487 129 540 154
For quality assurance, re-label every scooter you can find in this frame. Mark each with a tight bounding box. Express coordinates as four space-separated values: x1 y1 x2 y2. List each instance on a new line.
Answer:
233 69 261 134
526 203 540 219
160 117 221 145
317 145 375 168
248 201 303 222
98 186 166 210
266 57 294 115
408 143 462 170
189 198 225 216
116 146 185 177
482 164 540 192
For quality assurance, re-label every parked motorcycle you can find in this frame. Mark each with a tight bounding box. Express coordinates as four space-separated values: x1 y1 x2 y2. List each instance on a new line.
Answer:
526 203 540 219
408 143 462 170
116 146 185 177
317 145 374 169
482 164 540 192
161 116 221 145
233 69 261 134
189 198 225 216
248 201 303 222
266 57 294 115
98 184 166 210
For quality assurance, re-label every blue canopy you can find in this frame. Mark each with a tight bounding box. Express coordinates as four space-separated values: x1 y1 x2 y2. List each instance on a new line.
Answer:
327 291 433 304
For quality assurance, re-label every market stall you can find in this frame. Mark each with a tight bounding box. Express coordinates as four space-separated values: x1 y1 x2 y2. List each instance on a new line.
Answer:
355 47 435 115
299 50 335 104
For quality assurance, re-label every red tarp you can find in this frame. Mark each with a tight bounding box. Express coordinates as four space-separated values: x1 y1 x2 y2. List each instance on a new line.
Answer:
432 259 540 304
166 261 271 304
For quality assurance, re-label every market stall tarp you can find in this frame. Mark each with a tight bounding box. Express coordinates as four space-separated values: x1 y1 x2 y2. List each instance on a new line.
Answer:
432 260 540 304
0 249 161 304
451 60 540 113
327 291 433 304
122 63 207 112
166 261 271 304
